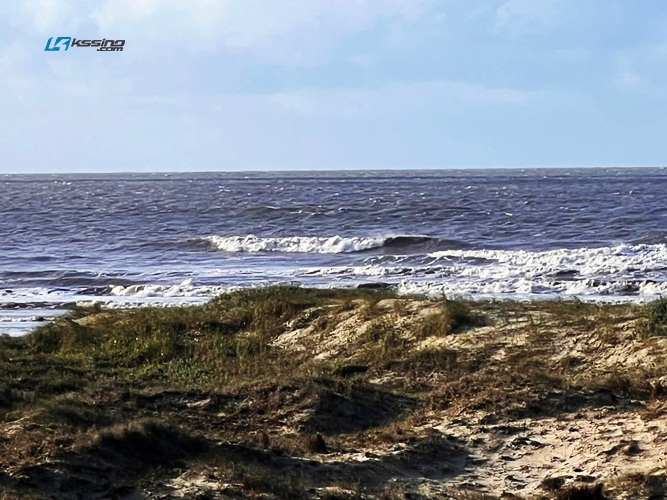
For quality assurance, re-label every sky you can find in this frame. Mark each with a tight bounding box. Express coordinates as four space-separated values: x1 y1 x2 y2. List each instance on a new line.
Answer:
1 0 666 173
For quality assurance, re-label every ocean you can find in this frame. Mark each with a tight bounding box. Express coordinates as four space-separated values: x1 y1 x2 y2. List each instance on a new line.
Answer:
2 168 666 335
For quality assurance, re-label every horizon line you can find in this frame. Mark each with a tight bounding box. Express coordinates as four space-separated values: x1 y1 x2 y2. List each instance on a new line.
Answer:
1 164 666 176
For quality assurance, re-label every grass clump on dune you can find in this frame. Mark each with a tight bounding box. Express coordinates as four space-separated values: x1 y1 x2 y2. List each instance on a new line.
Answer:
416 298 484 338
26 286 399 390
642 297 667 336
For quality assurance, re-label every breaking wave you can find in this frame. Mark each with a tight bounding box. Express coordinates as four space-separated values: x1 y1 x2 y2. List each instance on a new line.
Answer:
427 243 667 278
298 243 667 299
199 234 468 254
108 279 229 298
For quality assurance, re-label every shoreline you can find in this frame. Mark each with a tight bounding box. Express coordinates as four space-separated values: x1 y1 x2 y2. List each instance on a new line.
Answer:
1 282 665 339
1 286 667 498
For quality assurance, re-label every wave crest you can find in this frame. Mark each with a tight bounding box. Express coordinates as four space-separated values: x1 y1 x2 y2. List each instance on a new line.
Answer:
202 235 426 254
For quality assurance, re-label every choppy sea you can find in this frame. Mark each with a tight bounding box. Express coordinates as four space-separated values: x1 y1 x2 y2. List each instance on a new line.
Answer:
2 168 666 335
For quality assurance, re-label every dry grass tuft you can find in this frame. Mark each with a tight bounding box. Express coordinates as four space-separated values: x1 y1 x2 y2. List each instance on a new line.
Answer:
302 432 329 454
416 299 486 338
556 483 606 500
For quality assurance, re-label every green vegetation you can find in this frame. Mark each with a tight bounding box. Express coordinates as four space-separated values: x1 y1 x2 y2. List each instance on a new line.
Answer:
1 287 666 498
642 296 667 336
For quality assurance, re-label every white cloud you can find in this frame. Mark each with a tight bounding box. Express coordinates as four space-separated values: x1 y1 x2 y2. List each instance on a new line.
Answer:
11 0 88 33
0 40 39 100
614 71 642 88
6 0 665 172
269 80 536 118
613 42 667 96
5 0 438 64
495 0 562 35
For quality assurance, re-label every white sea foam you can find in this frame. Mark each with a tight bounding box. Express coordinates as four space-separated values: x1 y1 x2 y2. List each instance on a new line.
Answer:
204 235 386 253
396 279 667 301
427 243 667 278
108 279 230 298
1 245 665 323
297 244 667 300
303 265 390 277
0 316 44 323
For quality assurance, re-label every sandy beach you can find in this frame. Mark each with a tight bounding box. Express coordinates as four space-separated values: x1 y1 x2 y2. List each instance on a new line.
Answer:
2 287 667 498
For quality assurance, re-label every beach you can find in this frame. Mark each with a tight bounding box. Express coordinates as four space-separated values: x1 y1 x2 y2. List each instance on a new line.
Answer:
2 169 667 497
2 287 667 498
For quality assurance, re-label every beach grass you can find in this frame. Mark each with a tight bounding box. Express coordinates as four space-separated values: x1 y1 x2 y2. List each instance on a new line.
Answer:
1 287 667 498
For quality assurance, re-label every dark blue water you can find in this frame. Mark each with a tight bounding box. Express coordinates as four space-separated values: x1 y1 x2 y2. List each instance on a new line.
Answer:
1 168 666 333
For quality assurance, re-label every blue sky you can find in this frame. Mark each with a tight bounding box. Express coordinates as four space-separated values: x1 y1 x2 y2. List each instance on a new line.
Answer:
1 0 666 172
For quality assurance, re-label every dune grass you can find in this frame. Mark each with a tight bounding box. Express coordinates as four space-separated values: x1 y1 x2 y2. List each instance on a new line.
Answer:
2 288 667 498
642 296 667 336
